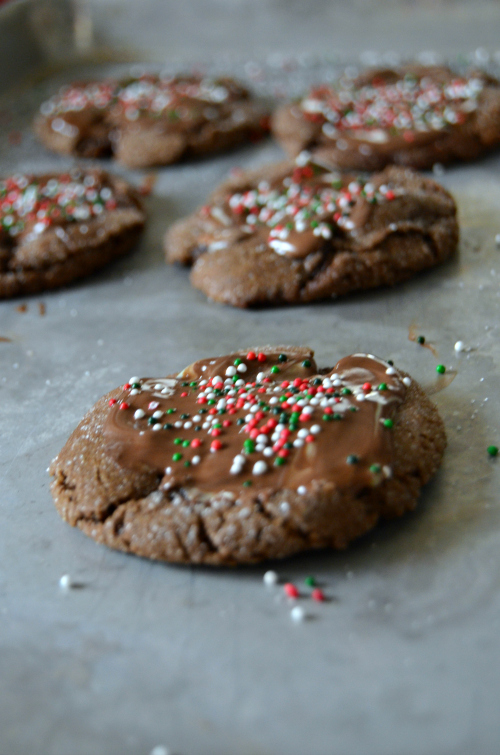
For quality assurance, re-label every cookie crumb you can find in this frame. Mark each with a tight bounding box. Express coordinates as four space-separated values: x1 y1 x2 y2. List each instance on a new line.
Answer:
16 303 27 313
38 302 46 316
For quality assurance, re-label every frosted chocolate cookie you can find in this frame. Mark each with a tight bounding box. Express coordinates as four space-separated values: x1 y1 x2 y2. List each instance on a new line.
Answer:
164 156 458 307
34 74 269 168
50 346 446 565
0 169 145 298
272 66 500 170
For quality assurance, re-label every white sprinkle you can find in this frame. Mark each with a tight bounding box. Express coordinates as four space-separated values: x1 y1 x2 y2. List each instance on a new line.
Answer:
256 372 265 382
165 466 172 475
183 421 192 429
133 409 145 420
297 485 307 495
293 439 304 448
280 501 290 514
310 424 321 434
152 423 162 431
225 366 237 376
454 340 465 352
59 574 73 590
290 606 306 622
152 410 163 419
256 434 268 444
356 394 366 402
252 461 268 476
385 366 396 375
297 429 309 439
263 570 279 586
192 456 200 465
263 447 273 457
237 363 247 373
402 377 411 387
129 376 140 384
383 465 392 478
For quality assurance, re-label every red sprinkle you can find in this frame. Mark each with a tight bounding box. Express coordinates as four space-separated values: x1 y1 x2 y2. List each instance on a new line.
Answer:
312 588 325 602
180 392 188 397
119 402 129 410
108 398 117 406
211 428 221 437
362 382 372 392
257 352 267 362
123 383 131 390
210 440 223 451
191 439 202 448
284 583 299 599
222 420 232 427
247 351 256 360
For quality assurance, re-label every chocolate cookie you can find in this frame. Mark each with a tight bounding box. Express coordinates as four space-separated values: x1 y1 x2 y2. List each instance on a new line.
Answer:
50 346 446 565
164 156 458 307
34 75 269 168
272 65 500 170
0 169 145 298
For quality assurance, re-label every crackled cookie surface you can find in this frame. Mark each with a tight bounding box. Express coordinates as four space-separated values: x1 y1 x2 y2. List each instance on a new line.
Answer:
50 346 446 565
0 169 145 298
272 65 500 170
35 74 269 168
165 156 458 307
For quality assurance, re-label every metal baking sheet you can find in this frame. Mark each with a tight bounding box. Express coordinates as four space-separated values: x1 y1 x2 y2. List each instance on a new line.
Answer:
1 2 500 754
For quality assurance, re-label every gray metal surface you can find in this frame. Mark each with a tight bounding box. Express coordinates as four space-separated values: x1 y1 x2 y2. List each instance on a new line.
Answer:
1 2 500 755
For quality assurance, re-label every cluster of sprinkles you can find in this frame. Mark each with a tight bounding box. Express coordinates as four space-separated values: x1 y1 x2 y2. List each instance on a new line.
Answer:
300 73 485 137
264 570 326 622
220 155 398 255
110 351 407 490
40 76 234 123
0 173 116 238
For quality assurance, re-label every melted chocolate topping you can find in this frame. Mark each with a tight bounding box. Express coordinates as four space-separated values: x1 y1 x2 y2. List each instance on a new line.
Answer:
103 349 408 497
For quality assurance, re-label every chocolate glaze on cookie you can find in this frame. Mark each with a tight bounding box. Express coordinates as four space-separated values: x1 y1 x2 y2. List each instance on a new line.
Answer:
35 75 269 168
272 66 500 170
0 169 145 298
165 155 458 307
50 346 446 565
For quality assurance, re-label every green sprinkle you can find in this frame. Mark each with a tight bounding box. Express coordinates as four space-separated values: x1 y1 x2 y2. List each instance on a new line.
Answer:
310 220 319 229
189 381 197 387
184 460 191 467
387 360 394 366
194 426 201 431
274 457 285 466
174 438 183 445
243 439 255 453
213 422 222 429
167 408 176 414
182 440 190 448
234 358 242 366
284 442 293 450
237 418 245 425
163 423 173 430
346 454 359 465
148 417 159 425
291 412 300 420
172 453 182 462
417 335 425 345
279 412 289 424
370 464 382 474
271 366 280 374
349 406 358 412
487 445 499 457
218 408 226 415
304 576 315 587
181 381 189 386
378 383 387 391
243 480 252 487
131 382 141 389
333 413 342 420
279 396 288 403
198 408 207 414
312 378 322 386
278 353 288 362
341 387 352 395
323 414 332 421
383 419 394 429
208 399 216 405
436 364 446 374
302 359 312 368
180 413 190 419
289 423 298 431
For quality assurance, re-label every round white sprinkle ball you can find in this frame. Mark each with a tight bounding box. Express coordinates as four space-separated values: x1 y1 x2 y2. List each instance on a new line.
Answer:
252 460 267 476
263 570 279 586
59 574 73 590
454 341 465 352
290 606 306 622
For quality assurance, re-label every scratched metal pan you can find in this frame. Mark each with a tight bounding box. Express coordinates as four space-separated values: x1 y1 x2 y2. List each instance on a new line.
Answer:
1 2 500 754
